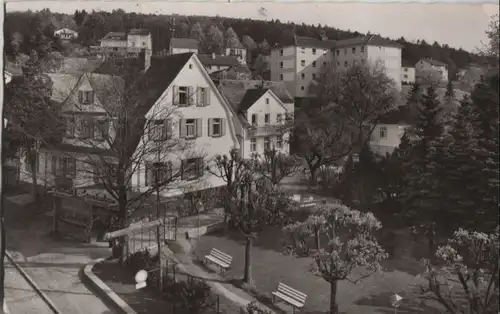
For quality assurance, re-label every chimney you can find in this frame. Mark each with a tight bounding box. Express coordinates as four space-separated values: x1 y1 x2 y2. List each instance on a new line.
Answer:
212 52 216 60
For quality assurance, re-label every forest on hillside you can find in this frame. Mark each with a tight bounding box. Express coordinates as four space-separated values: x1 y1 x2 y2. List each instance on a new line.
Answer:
4 9 492 79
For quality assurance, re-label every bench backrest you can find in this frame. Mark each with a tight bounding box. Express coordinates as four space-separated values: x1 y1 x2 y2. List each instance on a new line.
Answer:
210 248 233 264
277 282 307 304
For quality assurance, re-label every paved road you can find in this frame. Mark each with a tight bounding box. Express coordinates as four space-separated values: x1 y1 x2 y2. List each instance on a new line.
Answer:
4 197 114 314
4 258 55 314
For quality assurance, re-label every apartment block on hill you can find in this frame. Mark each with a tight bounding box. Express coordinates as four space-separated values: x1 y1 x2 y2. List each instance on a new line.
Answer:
270 34 403 98
90 29 153 59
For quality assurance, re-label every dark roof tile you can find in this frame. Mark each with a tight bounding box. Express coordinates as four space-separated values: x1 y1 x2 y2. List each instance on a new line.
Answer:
170 38 199 50
198 54 240 67
294 36 337 49
129 28 150 36
238 89 269 112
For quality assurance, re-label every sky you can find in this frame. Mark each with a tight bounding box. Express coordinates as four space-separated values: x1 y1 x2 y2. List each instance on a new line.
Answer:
5 0 499 52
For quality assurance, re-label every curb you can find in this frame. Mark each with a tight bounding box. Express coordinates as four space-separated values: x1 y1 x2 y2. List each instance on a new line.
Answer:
5 251 62 314
184 221 225 239
82 258 137 314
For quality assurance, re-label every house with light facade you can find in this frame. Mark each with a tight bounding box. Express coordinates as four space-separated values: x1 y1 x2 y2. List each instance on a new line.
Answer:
197 54 242 74
415 58 448 84
90 29 152 59
270 34 403 98
217 80 294 159
370 105 412 156
401 61 416 85
54 28 78 41
18 52 240 198
169 38 200 55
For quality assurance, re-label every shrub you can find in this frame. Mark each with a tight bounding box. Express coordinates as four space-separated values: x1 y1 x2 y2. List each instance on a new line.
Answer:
125 249 157 273
163 279 217 314
244 301 273 314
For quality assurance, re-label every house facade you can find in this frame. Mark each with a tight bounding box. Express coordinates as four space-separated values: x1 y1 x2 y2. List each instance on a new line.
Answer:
415 58 449 84
197 54 242 74
217 80 294 159
19 53 239 198
91 29 153 59
401 64 416 84
270 34 403 98
169 38 199 55
369 106 412 156
54 28 78 41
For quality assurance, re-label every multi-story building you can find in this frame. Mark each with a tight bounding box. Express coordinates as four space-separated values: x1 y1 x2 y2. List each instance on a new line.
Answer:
415 58 449 84
169 38 199 55
19 52 240 198
401 61 416 85
217 80 294 158
91 29 152 59
270 34 403 98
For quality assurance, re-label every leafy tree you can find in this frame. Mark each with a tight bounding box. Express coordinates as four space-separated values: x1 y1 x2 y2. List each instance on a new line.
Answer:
224 27 242 48
283 203 388 314
228 170 293 283
242 35 257 52
11 32 24 56
295 61 397 184
252 148 301 187
166 279 217 314
258 39 270 55
189 22 205 45
205 25 224 54
421 227 499 314
445 80 455 103
4 51 65 199
177 22 190 38
400 85 444 254
481 14 499 63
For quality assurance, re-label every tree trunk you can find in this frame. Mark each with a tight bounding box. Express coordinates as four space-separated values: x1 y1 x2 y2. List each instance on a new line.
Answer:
314 230 320 250
243 236 253 284
330 280 339 314
29 154 38 200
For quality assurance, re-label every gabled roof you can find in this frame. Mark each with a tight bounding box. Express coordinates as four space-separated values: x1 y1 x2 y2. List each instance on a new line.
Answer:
218 80 294 109
402 60 414 68
294 36 337 49
101 32 127 41
55 28 77 33
198 54 240 67
170 38 199 50
238 89 269 112
335 35 403 49
129 28 150 36
136 53 195 116
420 58 447 67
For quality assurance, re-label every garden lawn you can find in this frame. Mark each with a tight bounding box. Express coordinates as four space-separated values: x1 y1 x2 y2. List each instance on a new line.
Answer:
196 227 445 314
92 259 241 314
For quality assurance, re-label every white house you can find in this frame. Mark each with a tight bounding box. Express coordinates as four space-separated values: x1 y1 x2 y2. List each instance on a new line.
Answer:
54 28 78 41
370 106 412 156
169 38 199 55
415 58 448 84
270 34 403 98
197 54 242 74
401 62 415 84
217 80 294 159
19 52 239 198
91 29 153 59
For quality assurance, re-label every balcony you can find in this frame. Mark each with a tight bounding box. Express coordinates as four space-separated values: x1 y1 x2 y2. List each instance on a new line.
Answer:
248 124 285 137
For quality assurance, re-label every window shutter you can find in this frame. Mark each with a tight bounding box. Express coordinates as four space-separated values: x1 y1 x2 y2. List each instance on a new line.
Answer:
165 119 173 139
172 85 178 105
196 87 202 107
197 158 204 178
196 119 202 138
205 89 210 106
51 155 57 175
90 91 95 103
179 119 186 138
78 91 83 103
208 118 213 137
180 160 185 180
188 86 194 106
221 118 226 136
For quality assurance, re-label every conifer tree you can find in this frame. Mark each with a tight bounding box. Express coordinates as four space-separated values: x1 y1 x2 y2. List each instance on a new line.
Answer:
400 85 444 254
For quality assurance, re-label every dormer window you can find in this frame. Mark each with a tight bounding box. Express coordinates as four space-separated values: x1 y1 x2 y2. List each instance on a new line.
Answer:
78 91 94 104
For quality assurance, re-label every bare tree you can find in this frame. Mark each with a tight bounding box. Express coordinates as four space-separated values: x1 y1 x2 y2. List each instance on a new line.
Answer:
252 148 301 187
295 60 397 184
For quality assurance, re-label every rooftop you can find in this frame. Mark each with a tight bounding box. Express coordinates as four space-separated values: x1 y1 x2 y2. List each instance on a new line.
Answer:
294 36 337 49
335 35 403 49
129 28 150 36
101 32 127 41
170 37 199 50
421 58 447 67
198 54 240 67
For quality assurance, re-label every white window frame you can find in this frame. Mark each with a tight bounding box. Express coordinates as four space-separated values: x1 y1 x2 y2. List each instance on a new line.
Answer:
251 114 257 126
276 114 283 124
264 137 271 151
178 86 188 106
279 62 283 68
279 74 284 81
279 49 283 56
379 126 388 139
276 135 283 149
264 114 270 125
185 119 196 138
312 61 316 68
312 48 316 55
212 118 222 136
250 138 257 152
301 60 305 66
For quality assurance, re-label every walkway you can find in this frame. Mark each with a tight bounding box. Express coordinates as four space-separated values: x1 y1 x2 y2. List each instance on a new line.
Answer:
4 198 114 314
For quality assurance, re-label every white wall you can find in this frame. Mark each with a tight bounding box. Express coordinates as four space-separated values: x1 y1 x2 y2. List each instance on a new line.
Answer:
100 39 127 48
369 123 409 155
270 46 297 96
402 67 416 84
415 60 449 83
171 47 198 55
128 34 152 50
225 47 247 65
242 90 290 158
366 45 402 90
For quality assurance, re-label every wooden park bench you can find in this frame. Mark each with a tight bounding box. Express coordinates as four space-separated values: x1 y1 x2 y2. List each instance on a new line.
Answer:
272 282 307 314
204 248 233 273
